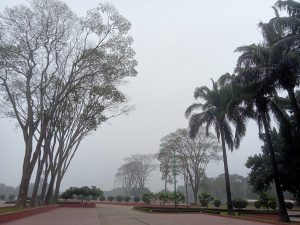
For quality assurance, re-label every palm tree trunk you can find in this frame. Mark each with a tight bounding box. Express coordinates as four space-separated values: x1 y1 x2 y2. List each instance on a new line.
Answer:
262 114 290 223
287 87 300 132
220 129 234 214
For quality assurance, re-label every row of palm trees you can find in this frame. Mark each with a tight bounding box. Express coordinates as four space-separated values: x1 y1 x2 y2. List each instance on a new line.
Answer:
185 1 300 223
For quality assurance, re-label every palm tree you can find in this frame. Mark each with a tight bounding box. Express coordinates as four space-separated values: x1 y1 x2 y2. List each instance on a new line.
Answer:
258 2 300 130
234 65 291 223
185 78 247 214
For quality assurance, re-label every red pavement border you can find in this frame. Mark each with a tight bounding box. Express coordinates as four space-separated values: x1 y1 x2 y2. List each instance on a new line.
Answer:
0 205 59 224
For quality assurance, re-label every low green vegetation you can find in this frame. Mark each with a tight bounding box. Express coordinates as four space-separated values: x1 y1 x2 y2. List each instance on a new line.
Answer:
0 207 20 215
61 186 103 201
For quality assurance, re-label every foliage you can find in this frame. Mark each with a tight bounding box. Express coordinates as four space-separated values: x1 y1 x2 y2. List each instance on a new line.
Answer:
158 128 221 203
61 186 103 201
116 195 123 202
232 199 248 211
285 202 294 210
213 199 221 208
124 196 131 202
133 196 140 202
257 192 277 210
7 195 15 201
141 192 155 205
198 192 214 207
107 196 114 202
156 191 171 205
0 195 5 200
100 196 106 201
254 201 262 209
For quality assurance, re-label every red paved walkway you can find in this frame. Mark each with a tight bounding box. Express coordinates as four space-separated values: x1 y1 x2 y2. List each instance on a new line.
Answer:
2 207 99 225
2 204 295 225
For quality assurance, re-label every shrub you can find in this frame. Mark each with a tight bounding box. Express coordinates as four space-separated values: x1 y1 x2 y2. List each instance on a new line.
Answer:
107 196 114 202
257 192 277 210
254 201 262 209
0 195 6 200
285 202 293 210
156 191 170 205
124 196 131 202
133 196 140 202
100 196 105 201
142 192 155 205
232 199 248 211
213 199 221 208
269 199 277 210
116 195 123 202
8 195 15 201
198 192 214 207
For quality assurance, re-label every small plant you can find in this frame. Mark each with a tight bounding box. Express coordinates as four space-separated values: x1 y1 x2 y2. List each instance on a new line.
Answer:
213 199 221 208
198 192 214 207
133 196 140 202
124 196 131 202
285 202 294 210
254 201 262 209
107 196 114 202
142 192 155 205
100 196 106 201
7 195 15 201
257 192 277 210
116 195 123 202
232 199 248 211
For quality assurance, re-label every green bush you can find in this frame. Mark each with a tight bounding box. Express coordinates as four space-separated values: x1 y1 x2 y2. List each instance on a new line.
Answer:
8 195 15 201
198 192 213 207
116 195 123 202
269 199 277 210
254 201 262 209
232 199 248 211
0 195 6 200
285 202 293 209
142 192 155 205
133 196 140 202
124 196 131 202
100 196 105 201
213 199 221 207
257 192 277 210
107 196 114 202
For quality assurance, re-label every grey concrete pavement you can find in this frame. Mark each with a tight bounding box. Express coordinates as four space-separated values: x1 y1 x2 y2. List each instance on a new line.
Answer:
96 204 272 225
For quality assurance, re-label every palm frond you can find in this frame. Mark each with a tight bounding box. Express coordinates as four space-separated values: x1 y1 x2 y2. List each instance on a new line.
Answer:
185 103 203 118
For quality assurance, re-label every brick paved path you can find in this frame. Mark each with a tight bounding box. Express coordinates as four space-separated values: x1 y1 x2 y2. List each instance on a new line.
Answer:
2 204 294 225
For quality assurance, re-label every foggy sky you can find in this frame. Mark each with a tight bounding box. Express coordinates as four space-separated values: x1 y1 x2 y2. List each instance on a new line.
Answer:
0 0 276 192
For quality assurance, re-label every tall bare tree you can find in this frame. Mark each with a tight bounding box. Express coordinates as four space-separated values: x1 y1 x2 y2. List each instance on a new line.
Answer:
0 0 137 208
158 128 221 203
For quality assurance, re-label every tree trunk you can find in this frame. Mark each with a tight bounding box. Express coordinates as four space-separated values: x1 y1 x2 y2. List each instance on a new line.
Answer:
15 166 31 208
40 166 49 203
262 114 291 223
30 164 43 205
192 187 197 204
164 178 167 192
54 171 63 202
45 174 56 204
185 182 189 204
220 129 234 214
287 87 300 132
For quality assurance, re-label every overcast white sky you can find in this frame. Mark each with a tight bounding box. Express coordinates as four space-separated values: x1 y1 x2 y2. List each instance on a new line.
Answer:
0 0 277 192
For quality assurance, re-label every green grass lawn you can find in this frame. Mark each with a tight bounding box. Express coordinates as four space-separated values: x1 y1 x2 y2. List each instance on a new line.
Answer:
0 207 20 214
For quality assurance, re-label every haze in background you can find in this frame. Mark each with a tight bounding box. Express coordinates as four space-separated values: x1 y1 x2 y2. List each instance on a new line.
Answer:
0 0 276 192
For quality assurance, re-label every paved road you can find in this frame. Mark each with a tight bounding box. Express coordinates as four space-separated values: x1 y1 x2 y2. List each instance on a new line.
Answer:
2 204 298 225
96 204 270 225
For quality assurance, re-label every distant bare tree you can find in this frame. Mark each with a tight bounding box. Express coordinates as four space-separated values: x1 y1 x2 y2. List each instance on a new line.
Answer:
115 154 156 196
158 128 221 203
0 0 137 208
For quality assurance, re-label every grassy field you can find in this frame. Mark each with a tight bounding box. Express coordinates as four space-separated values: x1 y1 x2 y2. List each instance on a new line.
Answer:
0 207 20 214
